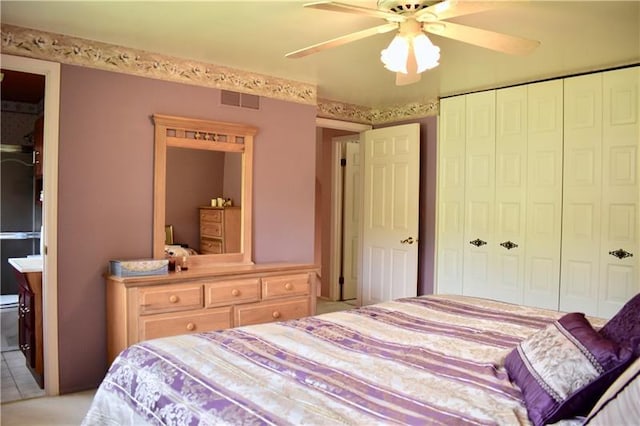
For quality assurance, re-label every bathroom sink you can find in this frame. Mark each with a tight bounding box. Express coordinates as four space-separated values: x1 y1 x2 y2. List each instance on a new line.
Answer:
8 256 43 273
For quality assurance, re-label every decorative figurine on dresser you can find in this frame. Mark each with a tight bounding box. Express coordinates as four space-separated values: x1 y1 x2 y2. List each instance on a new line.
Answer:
105 114 317 363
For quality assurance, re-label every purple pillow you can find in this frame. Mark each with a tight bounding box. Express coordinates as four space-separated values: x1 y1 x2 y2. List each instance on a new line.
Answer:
599 293 640 352
505 312 633 426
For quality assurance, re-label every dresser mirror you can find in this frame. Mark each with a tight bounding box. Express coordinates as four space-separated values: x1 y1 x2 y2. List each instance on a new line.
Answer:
152 114 256 265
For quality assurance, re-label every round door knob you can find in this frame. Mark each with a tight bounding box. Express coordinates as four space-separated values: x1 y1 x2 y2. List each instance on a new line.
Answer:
231 289 240 297
284 282 293 290
272 311 281 319
186 322 195 331
169 295 178 303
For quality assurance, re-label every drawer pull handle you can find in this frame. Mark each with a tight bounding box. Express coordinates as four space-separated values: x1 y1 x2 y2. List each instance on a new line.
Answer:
231 289 240 297
272 311 281 319
169 295 179 303
284 283 293 291
186 322 195 331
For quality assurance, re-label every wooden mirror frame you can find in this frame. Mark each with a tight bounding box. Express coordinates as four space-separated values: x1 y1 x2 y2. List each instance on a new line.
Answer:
152 114 256 265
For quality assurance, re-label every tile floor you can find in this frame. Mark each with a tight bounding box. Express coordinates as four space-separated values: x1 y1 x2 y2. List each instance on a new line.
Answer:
1 350 45 403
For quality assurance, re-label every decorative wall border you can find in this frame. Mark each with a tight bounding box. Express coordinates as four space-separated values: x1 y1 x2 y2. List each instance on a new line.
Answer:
1 24 439 124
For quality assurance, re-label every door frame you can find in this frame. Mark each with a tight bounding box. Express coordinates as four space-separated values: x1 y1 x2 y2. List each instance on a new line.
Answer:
316 118 371 301
2 54 60 396
330 135 360 301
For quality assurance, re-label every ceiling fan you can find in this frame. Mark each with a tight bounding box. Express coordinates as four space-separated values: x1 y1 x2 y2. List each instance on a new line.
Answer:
286 0 540 86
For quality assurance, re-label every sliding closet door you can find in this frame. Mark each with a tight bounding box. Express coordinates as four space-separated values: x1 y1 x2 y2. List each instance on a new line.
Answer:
462 91 496 298
599 67 639 318
491 86 528 304
561 73 603 314
524 80 563 310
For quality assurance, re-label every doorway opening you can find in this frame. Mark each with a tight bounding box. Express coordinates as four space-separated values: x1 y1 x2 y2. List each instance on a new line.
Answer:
315 118 370 304
1 68 46 402
1 54 61 398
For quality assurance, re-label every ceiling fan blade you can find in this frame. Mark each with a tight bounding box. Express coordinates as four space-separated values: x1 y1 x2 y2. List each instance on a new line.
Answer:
285 23 398 59
415 1 506 22
304 1 404 22
396 71 422 86
424 21 540 55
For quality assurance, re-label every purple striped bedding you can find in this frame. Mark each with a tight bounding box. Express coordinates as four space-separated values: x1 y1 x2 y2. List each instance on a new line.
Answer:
83 295 604 425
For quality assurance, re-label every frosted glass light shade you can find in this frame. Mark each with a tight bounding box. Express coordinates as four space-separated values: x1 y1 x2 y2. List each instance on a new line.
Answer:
380 33 440 74
413 33 440 72
380 35 410 73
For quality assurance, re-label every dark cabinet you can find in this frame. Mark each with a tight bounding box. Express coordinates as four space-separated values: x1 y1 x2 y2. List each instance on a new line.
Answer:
15 271 44 388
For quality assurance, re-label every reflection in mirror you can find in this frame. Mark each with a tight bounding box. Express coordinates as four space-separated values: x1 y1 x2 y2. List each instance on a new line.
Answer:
165 148 242 254
152 114 256 265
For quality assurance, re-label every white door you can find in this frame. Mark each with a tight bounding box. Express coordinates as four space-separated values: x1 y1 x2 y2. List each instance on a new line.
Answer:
561 72 603 314
524 80 564 310
436 96 466 295
492 85 528 304
360 124 420 305
342 141 360 300
598 67 639 318
462 91 496 298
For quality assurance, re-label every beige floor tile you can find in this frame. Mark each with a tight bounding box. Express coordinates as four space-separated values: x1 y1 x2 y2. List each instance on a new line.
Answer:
1 387 22 403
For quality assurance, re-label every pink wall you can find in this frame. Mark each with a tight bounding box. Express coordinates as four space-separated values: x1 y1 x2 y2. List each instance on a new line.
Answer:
57 64 316 392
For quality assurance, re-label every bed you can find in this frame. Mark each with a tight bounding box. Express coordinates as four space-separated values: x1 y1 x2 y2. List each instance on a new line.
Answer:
83 294 639 426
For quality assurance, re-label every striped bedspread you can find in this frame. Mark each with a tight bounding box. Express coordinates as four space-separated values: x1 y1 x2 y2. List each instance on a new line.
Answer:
83 295 585 425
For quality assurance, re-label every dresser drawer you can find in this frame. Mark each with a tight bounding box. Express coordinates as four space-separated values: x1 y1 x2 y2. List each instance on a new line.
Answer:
201 222 222 237
235 297 310 327
138 283 203 315
262 273 310 299
139 307 232 341
200 209 222 223
205 278 260 307
200 237 223 254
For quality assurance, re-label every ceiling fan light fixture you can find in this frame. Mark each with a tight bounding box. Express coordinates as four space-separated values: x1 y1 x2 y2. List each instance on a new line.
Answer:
380 32 440 75
380 34 410 73
413 33 440 72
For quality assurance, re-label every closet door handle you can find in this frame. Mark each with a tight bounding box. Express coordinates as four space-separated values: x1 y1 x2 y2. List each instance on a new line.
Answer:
609 249 633 260
500 241 518 250
400 237 416 244
470 239 487 247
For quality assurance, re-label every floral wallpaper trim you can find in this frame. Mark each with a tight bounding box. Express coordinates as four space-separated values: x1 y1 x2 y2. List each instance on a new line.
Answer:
1 24 316 106
317 98 439 125
1 24 439 124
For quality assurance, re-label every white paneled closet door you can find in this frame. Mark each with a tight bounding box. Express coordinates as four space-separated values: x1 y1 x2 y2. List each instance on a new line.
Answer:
561 67 639 318
599 67 639 318
462 91 496 298
561 73 603 314
524 80 564 310
436 96 466 295
492 85 528 304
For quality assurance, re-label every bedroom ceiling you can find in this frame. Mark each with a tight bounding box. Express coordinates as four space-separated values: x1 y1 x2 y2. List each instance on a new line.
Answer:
1 1 638 108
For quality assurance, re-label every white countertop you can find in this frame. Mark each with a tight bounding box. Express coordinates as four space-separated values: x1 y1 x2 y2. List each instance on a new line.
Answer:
8 256 43 273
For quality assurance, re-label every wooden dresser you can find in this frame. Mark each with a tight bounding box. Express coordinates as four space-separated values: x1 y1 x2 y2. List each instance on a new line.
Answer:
106 263 317 363
199 206 241 254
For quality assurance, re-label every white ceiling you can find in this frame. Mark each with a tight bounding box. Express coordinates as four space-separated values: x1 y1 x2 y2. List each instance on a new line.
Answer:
2 1 639 108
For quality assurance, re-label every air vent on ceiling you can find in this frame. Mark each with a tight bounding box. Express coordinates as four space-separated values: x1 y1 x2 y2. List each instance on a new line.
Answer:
221 90 260 110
